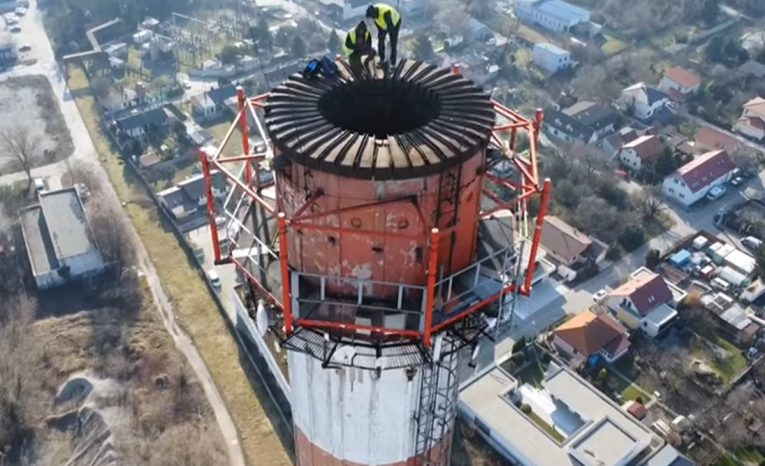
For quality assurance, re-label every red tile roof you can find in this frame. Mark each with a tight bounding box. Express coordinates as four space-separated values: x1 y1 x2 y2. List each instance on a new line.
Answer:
626 401 648 419
695 127 739 153
739 116 765 130
743 96 765 116
675 150 737 194
622 134 664 161
609 272 673 316
664 66 701 89
554 311 630 357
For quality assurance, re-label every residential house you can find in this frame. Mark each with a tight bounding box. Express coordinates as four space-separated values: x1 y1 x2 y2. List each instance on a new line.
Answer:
662 149 737 207
694 127 739 154
658 66 701 102
19 188 106 289
663 131 697 158
138 151 161 169
543 108 596 144
602 127 638 158
460 363 680 466
515 0 590 33
532 42 571 74
114 106 174 138
157 171 228 225
544 101 619 145
563 101 619 138
191 84 236 121
734 97 765 141
605 267 685 337
540 215 608 282
553 310 631 363
621 83 669 122
618 134 664 172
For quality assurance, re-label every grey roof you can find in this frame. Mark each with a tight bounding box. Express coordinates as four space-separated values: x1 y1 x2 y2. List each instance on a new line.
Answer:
645 87 668 106
645 444 696 466
20 205 59 275
528 0 590 23
206 84 236 107
535 42 570 55
38 188 96 260
178 170 225 200
115 106 171 131
460 364 657 466
564 101 620 132
544 108 595 141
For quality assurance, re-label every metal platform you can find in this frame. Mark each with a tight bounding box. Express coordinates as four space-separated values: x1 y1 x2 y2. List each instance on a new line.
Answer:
264 59 495 180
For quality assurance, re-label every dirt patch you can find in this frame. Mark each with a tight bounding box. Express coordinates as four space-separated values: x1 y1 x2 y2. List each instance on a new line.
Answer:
0 75 74 173
0 281 226 465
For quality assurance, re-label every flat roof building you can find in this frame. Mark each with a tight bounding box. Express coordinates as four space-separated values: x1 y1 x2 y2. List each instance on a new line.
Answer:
20 188 105 288
459 362 681 466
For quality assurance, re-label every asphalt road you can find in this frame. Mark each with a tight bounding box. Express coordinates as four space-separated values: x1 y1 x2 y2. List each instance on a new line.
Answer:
0 2 246 464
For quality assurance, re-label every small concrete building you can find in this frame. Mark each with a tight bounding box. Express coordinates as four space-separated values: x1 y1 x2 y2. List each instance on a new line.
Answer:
532 42 571 74
20 188 105 289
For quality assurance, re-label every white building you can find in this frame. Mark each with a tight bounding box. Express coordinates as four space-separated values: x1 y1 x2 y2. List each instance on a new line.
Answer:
662 149 737 207
618 134 664 172
20 188 106 289
734 97 765 141
460 362 688 466
532 42 571 74
605 267 686 338
515 0 591 33
658 67 701 101
620 83 669 122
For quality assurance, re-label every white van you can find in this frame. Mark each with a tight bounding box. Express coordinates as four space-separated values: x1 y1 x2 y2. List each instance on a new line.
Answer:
207 269 222 290
711 277 730 292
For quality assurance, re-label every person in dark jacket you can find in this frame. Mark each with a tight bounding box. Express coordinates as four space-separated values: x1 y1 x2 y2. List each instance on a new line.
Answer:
343 21 374 77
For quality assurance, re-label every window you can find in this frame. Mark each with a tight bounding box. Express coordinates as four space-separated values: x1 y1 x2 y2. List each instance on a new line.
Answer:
679 193 685 199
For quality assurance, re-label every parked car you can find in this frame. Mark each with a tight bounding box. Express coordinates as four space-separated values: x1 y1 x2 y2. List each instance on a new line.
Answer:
592 289 607 303
742 236 763 251
207 269 222 290
9 25 21 33
706 185 726 201
17 43 31 53
730 176 744 187
14 7 27 16
33 178 46 193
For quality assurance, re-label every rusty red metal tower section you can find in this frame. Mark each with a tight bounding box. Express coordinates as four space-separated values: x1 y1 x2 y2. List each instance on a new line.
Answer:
201 59 551 466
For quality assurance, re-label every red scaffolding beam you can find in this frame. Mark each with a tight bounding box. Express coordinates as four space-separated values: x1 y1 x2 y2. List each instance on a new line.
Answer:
201 87 551 344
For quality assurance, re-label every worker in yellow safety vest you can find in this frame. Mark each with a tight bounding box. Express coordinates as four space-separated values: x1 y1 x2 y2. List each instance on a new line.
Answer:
343 21 374 77
365 3 401 67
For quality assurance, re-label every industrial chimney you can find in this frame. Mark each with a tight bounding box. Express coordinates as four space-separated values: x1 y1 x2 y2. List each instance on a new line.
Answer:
201 59 551 466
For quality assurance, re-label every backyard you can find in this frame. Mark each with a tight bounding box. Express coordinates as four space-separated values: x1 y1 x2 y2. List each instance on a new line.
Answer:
0 76 74 174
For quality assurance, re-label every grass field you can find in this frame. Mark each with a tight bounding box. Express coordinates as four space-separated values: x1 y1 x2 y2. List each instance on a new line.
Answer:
527 410 565 442
709 336 748 383
601 35 628 56
621 383 651 403
65 65 292 466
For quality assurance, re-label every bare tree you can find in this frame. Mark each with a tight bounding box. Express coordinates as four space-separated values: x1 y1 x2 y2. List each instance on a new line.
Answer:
64 160 102 194
88 203 136 275
0 128 39 190
632 187 666 222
